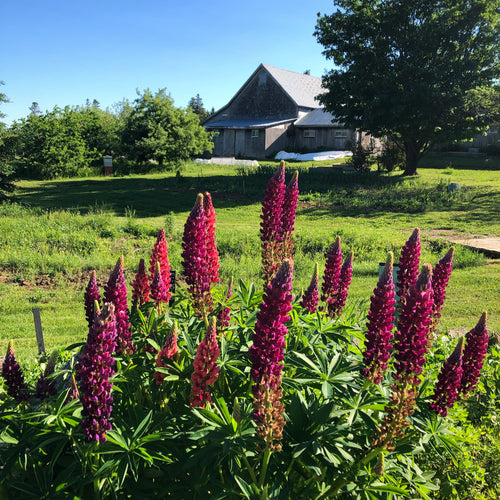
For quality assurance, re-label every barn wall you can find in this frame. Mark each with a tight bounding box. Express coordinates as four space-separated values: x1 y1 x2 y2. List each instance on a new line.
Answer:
293 128 355 151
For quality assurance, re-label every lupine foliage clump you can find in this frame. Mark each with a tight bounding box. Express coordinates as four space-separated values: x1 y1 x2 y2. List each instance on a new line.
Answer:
0 170 498 499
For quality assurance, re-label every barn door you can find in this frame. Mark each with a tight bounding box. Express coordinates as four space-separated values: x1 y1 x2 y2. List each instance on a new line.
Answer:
235 130 245 157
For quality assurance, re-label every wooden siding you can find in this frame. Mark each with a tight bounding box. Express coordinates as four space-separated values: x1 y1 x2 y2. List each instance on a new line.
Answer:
293 127 355 151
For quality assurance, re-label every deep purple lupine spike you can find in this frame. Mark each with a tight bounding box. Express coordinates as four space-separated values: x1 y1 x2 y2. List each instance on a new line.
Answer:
328 251 354 318
321 235 343 305
190 316 221 408
149 229 171 303
154 321 179 385
104 256 134 355
362 252 397 384
431 247 454 327
217 276 233 328
204 192 220 284
459 312 489 397
35 349 58 400
84 270 100 330
282 170 299 259
76 302 117 443
300 262 320 313
260 162 286 284
429 336 464 417
132 258 150 306
150 262 169 307
397 228 421 306
2 340 29 402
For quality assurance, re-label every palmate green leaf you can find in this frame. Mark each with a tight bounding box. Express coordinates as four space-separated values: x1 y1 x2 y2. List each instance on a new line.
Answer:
292 351 323 374
234 475 260 499
106 429 130 450
191 407 225 427
367 481 408 495
0 428 18 444
132 410 153 441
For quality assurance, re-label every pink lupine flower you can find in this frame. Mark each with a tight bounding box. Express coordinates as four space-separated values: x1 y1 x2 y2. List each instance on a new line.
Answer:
190 316 221 408
104 255 134 355
300 262 320 313
84 270 100 329
2 340 29 402
431 247 454 325
150 262 169 307
282 170 299 259
430 336 464 417
217 276 233 328
328 251 354 318
260 162 286 284
203 192 220 284
149 229 171 303
35 350 58 400
321 236 343 304
362 253 397 384
397 228 421 306
132 258 150 306
76 302 117 443
459 312 489 397
154 321 179 385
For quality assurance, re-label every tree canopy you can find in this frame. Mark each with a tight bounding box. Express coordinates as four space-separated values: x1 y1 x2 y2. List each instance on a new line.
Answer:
315 0 500 174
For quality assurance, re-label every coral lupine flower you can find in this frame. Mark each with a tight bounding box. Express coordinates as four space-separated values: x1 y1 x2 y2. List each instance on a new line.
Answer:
2 340 29 402
282 170 299 259
84 270 100 329
149 229 171 303
150 262 169 307
104 255 134 355
260 162 286 284
35 350 58 400
328 251 354 318
459 312 489 397
76 302 117 443
321 236 343 304
203 192 220 284
397 228 421 306
217 276 233 328
154 321 179 385
429 336 464 417
300 262 320 313
250 259 294 451
362 253 397 384
431 247 454 325
190 316 221 408
132 258 150 306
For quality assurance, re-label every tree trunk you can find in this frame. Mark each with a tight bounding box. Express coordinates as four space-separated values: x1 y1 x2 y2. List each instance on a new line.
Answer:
403 141 420 176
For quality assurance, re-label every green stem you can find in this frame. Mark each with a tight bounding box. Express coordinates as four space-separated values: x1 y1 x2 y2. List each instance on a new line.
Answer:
258 446 272 492
241 453 259 485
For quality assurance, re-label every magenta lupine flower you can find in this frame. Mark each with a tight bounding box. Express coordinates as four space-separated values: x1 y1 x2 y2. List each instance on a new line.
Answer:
35 350 58 400
203 192 220 284
300 262 320 313
397 228 421 306
190 316 221 408
362 253 397 384
84 270 100 329
250 258 294 450
76 302 117 443
154 321 179 385
132 258 150 306
282 170 299 259
260 162 286 284
321 235 343 304
328 251 354 318
2 340 29 402
150 262 169 307
182 194 212 313
459 312 489 397
432 247 454 325
104 255 134 355
429 336 464 417
149 229 171 304
217 276 233 328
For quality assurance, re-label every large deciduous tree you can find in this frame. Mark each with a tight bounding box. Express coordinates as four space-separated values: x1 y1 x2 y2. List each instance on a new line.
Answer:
0 81 16 200
315 0 500 175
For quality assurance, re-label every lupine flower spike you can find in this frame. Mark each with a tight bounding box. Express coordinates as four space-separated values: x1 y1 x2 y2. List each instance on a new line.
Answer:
397 228 421 307
132 258 150 307
430 247 454 334
150 262 169 309
217 276 233 329
300 262 320 313
260 162 285 285
328 251 354 318
35 349 58 400
250 259 294 451
321 236 343 306
362 252 397 384
203 192 220 284
76 302 117 443
190 316 221 408
282 170 299 260
149 229 171 304
429 336 464 417
104 255 135 355
84 270 100 329
154 321 179 385
459 312 488 397
2 340 29 402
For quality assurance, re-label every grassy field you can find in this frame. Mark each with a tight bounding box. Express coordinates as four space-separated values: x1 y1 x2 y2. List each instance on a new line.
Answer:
1 154 499 361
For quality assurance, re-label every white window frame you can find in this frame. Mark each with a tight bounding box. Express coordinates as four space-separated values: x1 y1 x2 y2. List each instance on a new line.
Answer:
303 129 316 138
251 129 259 138
335 129 349 138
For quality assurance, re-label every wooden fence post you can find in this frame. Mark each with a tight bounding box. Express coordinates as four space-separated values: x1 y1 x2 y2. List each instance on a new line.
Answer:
32 307 45 355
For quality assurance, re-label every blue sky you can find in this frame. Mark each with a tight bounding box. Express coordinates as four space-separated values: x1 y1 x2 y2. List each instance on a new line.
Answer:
0 0 336 125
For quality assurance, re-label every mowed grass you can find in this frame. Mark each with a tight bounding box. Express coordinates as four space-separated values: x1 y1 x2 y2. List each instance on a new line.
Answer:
1 155 499 361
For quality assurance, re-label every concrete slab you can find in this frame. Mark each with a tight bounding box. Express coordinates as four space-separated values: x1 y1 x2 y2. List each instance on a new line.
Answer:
450 237 500 257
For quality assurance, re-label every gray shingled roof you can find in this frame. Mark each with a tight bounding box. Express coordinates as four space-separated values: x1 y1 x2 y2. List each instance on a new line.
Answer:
294 108 340 127
262 64 325 109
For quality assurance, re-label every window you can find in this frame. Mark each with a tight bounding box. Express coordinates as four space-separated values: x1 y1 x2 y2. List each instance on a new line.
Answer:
251 129 259 138
335 129 348 138
303 130 316 138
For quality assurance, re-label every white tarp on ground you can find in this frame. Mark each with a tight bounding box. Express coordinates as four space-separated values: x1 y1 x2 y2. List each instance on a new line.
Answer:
195 158 259 166
275 150 353 162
